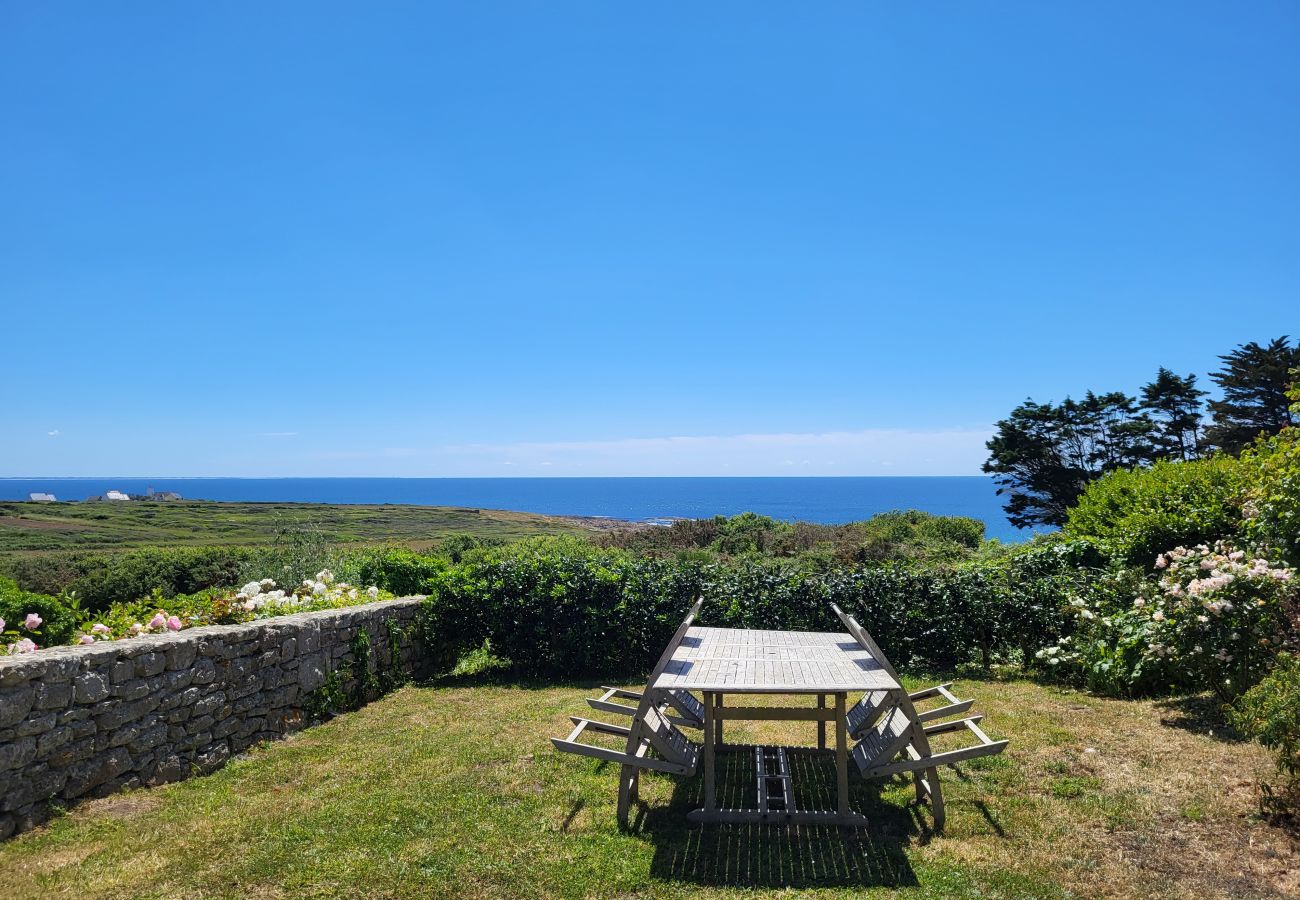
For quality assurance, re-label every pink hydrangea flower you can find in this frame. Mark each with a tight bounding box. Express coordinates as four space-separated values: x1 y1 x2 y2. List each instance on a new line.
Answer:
166 616 183 632
9 638 37 654
24 613 43 630
0 617 5 631
92 623 111 634
129 623 144 635
149 613 167 630
78 634 95 645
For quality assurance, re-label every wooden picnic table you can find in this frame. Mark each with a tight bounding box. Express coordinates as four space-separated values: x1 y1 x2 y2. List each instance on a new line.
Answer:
554 600 1006 831
652 625 900 826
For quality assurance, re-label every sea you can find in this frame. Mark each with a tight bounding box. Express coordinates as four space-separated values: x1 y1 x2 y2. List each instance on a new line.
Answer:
0 476 1037 542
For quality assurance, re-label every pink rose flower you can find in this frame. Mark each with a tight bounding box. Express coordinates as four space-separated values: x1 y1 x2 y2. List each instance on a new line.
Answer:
166 616 183 632
24 613 43 630
148 613 167 630
78 635 95 645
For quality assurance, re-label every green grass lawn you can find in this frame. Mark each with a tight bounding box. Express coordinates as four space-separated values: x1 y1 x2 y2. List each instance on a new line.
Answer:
0 500 595 553
2 676 1297 899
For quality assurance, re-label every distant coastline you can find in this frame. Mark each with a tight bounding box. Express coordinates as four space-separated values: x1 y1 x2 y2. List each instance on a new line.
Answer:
0 476 1032 542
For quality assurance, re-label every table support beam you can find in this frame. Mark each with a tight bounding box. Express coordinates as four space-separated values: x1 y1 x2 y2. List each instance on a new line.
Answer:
817 694 826 750
836 692 849 819
703 691 716 813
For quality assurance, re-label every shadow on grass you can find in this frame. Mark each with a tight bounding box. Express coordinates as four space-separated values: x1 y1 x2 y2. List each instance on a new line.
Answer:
636 747 922 889
1153 694 1246 743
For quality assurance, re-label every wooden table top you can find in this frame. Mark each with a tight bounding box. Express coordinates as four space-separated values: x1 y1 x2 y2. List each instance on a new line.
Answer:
651 626 901 694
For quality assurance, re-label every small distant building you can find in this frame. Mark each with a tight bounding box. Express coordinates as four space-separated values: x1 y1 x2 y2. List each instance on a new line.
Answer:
148 490 182 501
29 492 57 502
105 490 131 501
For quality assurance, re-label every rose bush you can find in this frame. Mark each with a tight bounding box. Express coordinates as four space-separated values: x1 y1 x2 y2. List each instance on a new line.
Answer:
1036 542 1297 699
1 570 391 652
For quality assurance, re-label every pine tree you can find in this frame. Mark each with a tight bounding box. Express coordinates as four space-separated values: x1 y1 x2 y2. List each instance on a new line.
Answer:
983 392 1155 528
1203 336 1300 453
1140 367 1206 461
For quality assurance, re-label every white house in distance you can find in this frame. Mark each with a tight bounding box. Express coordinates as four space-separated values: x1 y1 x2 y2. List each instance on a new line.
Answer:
28 492 57 502
105 490 131 501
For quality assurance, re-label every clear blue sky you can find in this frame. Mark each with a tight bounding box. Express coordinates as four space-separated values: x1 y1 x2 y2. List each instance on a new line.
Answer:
3 2 1296 477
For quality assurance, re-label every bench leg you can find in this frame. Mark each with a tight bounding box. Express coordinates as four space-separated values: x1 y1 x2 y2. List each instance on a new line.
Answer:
616 764 641 829
928 766 945 831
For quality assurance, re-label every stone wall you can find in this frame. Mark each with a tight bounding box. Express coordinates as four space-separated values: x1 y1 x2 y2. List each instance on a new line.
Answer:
0 598 425 839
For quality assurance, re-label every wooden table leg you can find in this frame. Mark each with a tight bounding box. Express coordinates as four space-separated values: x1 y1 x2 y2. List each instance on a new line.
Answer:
703 691 717 813
817 694 826 750
715 693 724 748
835 692 849 819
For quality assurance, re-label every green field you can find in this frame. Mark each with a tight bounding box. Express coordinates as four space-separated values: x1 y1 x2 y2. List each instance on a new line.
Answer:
0 501 602 553
2 675 1294 899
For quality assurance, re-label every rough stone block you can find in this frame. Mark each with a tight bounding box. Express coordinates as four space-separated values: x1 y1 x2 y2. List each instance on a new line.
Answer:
166 642 197 671
0 736 36 772
73 672 111 704
0 684 36 727
114 680 152 701
16 712 56 737
191 658 217 684
34 723 73 755
299 653 327 693
134 652 166 678
34 681 73 710
128 723 169 754
63 747 132 798
110 659 135 684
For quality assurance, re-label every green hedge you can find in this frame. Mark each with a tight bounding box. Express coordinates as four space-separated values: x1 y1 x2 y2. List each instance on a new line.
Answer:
413 538 1092 679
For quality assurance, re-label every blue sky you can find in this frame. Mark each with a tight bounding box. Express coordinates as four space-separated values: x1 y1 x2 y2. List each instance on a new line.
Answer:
3 2 1296 477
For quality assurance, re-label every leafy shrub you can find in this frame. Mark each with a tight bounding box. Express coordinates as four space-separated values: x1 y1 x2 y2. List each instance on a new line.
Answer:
340 548 449 596
0 547 263 611
1064 457 1246 567
1231 653 1300 809
599 510 986 567
1039 543 1297 700
418 541 701 678
1242 423 1300 567
0 577 81 650
73 570 390 644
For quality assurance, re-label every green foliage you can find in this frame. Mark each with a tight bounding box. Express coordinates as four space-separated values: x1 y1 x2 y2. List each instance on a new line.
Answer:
415 537 1090 680
1232 653 1300 779
603 510 986 567
1064 457 1246 567
1140 367 1207 461
449 639 511 678
342 547 449 596
1204 336 1299 453
984 392 1158 528
1039 543 1297 701
1231 653 1300 816
1242 418 1300 567
304 619 408 718
0 577 81 649
0 546 263 611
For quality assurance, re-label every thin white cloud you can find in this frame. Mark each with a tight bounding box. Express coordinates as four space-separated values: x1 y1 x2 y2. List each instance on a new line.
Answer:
427 427 993 477
47 429 60 437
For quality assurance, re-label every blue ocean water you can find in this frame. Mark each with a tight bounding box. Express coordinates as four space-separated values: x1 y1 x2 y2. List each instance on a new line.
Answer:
0 476 1033 542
